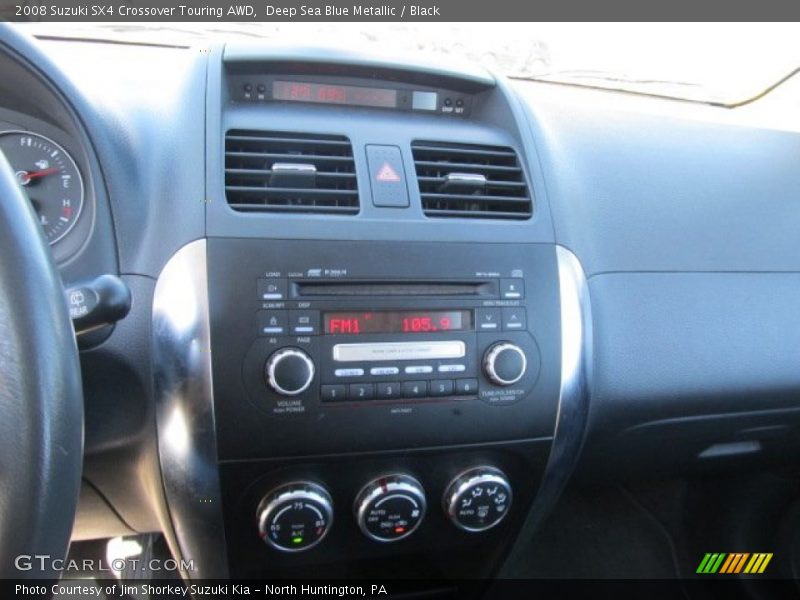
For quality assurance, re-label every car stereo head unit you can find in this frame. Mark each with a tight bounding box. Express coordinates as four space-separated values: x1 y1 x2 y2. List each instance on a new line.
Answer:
208 239 561 458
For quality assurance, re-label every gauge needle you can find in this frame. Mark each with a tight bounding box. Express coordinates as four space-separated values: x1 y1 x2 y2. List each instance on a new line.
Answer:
26 167 60 180
16 167 59 186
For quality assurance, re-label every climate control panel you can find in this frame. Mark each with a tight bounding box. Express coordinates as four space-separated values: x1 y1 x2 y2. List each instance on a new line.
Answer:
255 468 513 553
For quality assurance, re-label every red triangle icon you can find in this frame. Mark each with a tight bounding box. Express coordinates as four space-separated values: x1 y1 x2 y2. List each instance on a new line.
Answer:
375 162 401 182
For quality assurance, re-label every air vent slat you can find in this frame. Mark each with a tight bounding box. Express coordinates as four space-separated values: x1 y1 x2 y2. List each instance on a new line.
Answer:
424 209 531 219
226 152 355 163
413 160 522 174
421 193 531 204
411 145 517 159
227 203 359 214
225 130 359 215
412 141 532 220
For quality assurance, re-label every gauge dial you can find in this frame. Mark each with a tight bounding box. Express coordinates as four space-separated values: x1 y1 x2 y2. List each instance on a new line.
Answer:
0 131 84 245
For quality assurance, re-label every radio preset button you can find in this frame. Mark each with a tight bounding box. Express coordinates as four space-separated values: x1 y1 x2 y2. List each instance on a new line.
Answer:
455 378 479 395
321 384 347 402
501 307 527 331
258 310 288 335
258 278 287 301
370 366 400 376
430 380 455 397
402 381 427 398
438 364 466 373
475 308 502 331
334 368 364 377
289 310 320 335
500 278 525 299
404 365 433 375
377 382 401 399
349 383 375 400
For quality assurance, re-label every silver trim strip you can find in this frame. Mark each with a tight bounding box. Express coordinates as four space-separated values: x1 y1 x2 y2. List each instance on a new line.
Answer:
152 239 228 579
333 340 466 362
502 245 593 570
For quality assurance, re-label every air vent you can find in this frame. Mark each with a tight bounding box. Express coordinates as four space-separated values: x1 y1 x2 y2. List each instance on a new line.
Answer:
225 130 359 214
411 141 532 219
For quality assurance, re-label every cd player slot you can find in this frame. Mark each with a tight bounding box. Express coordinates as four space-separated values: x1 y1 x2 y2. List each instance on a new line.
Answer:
293 280 497 298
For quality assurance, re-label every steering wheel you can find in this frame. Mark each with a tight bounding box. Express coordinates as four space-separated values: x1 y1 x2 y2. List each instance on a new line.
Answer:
0 150 83 578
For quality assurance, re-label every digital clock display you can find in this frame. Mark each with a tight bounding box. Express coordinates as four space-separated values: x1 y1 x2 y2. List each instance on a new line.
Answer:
324 310 471 335
273 81 398 108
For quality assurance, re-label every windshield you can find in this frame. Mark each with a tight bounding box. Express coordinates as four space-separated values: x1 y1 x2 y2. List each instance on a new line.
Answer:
18 22 800 104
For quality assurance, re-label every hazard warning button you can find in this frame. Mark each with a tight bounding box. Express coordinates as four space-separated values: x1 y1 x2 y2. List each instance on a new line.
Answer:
366 144 409 208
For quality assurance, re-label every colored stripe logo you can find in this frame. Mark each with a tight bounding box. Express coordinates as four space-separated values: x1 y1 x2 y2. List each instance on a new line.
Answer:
696 553 772 574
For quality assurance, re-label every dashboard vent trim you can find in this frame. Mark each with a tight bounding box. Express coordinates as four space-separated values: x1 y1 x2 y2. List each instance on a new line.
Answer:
411 141 532 220
225 130 359 215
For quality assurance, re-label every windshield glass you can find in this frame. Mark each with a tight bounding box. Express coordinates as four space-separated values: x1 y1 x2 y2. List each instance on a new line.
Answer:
18 22 800 104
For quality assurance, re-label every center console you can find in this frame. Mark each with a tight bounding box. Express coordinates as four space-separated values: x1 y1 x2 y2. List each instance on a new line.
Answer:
152 46 591 584
207 240 561 577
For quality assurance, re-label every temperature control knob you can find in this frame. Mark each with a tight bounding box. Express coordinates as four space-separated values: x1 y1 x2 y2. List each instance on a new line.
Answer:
443 467 512 532
265 347 315 396
483 342 527 386
355 474 426 542
257 482 333 552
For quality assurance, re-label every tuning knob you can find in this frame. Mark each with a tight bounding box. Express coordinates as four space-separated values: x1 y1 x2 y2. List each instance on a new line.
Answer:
265 347 315 396
483 342 526 386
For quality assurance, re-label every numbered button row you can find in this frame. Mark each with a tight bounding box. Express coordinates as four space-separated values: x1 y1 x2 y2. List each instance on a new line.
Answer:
321 378 479 402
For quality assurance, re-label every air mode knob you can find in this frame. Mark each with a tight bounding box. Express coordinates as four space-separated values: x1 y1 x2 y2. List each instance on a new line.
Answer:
265 347 315 396
483 342 527 386
444 467 512 532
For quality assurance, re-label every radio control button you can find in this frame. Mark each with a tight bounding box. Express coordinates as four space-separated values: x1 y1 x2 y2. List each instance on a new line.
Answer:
258 278 287 301
265 348 315 396
349 383 375 400
501 307 527 331
455 378 479 395
475 308 502 331
430 380 454 397
377 382 401 399
289 310 320 335
370 366 400 376
335 368 364 377
438 364 466 373
402 381 427 398
483 343 527 386
321 384 347 402
404 365 433 375
500 278 524 299
258 310 288 335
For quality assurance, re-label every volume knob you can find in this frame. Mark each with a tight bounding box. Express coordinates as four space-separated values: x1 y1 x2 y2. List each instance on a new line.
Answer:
265 347 315 396
483 342 526 386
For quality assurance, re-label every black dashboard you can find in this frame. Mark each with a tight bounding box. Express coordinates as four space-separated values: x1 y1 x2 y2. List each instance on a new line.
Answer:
1 23 799 582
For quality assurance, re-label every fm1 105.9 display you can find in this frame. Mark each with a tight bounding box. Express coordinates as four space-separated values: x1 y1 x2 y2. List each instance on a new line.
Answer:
324 311 471 334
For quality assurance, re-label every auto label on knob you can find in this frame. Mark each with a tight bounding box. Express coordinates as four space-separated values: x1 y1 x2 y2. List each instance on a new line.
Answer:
355 474 426 542
444 467 512 532
257 482 333 552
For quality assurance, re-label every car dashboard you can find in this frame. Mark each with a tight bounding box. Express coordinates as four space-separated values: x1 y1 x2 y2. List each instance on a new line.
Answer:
1 24 800 583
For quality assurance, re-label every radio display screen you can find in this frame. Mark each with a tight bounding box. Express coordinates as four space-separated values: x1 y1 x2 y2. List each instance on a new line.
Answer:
324 310 472 334
273 81 398 108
